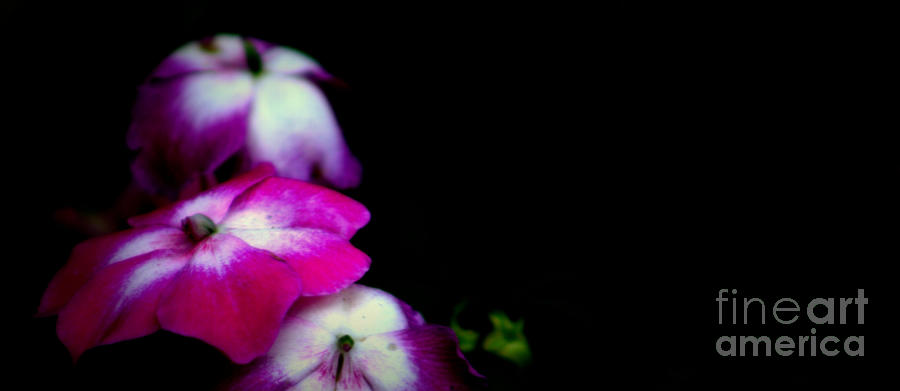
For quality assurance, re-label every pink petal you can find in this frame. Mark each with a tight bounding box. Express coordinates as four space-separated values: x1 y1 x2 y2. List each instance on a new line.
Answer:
128 70 254 198
229 228 370 296
245 74 361 189
56 250 190 361
221 177 369 239
149 34 247 80
156 233 302 364
128 163 274 228
352 325 486 390
38 226 191 316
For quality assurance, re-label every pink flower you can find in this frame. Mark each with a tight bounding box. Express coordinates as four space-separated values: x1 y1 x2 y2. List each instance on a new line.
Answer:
128 34 361 199
38 163 371 364
225 285 485 391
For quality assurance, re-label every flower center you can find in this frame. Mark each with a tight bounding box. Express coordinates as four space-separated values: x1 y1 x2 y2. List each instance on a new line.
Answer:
199 37 219 53
183 213 218 242
337 334 354 352
334 335 355 382
243 39 263 76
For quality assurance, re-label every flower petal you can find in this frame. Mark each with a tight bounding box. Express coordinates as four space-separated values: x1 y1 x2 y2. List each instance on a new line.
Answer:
286 285 416 339
245 74 361 189
128 70 254 198
224 286 480 391
149 34 247 80
221 177 369 239
352 325 486 391
156 233 302 364
228 228 370 296
128 163 274 228
225 318 337 391
56 250 189 361
38 226 190 316
262 46 323 76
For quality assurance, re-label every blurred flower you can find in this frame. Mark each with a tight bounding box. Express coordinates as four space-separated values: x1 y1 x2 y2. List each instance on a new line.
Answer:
225 285 485 391
38 163 371 364
128 34 360 200
483 311 531 367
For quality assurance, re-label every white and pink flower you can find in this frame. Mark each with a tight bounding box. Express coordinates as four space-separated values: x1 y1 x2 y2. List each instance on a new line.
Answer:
128 34 360 199
225 285 485 391
38 163 370 364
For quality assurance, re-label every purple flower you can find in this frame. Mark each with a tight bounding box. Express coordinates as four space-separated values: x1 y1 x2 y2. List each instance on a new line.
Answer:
128 34 360 199
225 285 485 391
38 163 371 364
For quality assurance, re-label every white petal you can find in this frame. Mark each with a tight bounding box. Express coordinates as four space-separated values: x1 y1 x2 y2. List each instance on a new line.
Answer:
288 285 411 338
179 71 254 129
263 46 322 75
246 74 359 187
268 319 338 384
351 333 416 390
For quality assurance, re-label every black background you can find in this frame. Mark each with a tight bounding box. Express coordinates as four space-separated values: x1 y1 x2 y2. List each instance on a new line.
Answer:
4 2 894 390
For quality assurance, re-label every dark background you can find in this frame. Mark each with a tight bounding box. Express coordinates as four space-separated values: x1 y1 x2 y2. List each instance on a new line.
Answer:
4 2 894 390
